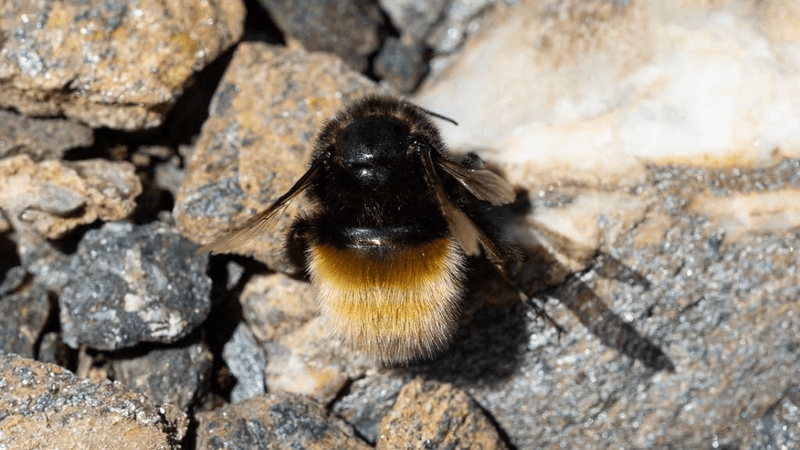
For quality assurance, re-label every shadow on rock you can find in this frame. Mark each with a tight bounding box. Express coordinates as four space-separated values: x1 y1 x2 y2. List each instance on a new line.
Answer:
407 197 674 385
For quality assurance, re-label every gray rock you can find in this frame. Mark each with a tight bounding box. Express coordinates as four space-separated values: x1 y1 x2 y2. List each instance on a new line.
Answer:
0 265 27 297
37 331 73 367
59 221 211 351
235 272 375 405
195 391 371 450
398 160 800 449
0 282 50 358
111 339 214 411
257 0 385 72
0 354 187 449
153 156 185 199
0 109 93 160
752 385 800 450
0 0 245 130
379 0 448 42
222 322 267 403
15 231 72 295
374 37 428 93
331 372 409 444
375 0 451 92
426 0 498 55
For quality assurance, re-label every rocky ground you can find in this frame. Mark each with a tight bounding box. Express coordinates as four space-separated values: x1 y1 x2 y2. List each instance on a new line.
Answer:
1 0 799 449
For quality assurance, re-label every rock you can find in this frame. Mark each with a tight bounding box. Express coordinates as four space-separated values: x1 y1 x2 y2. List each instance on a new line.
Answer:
239 272 317 344
256 0 385 72
1 1 797 448
751 384 800 450
398 159 800 448
0 155 142 239
376 377 509 450
174 42 383 271
373 36 428 93
111 339 214 411
221 322 267 403
425 0 497 55
0 354 187 449
0 265 26 297
414 0 800 186
153 155 185 199
0 282 50 358
379 0 448 42
37 331 73 367
13 232 72 296
263 316 375 405
59 221 211 351
0 0 245 130
195 391 371 449
237 272 376 404
331 372 409 444
0 110 93 160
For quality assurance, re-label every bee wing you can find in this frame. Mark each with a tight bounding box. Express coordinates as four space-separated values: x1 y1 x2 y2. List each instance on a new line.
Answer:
419 147 483 256
197 162 321 254
436 157 515 205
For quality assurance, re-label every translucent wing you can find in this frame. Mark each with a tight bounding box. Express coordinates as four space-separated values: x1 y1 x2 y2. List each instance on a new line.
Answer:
197 162 321 254
419 147 483 256
436 157 515 205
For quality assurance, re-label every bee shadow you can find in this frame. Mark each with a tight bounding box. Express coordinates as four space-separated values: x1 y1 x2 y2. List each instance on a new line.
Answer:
406 194 674 386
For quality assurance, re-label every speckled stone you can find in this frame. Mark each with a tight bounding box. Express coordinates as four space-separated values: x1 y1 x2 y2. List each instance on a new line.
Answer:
0 109 93 160
263 315 376 405
174 42 384 271
0 354 187 449
374 0 450 92
239 272 317 344
0 0 245 130
222 322 267 403
376 377 509 450
0 155 142 239
374 37 428 93
332 372 410 444
59 221 211 351
256 0 385 72
425 0 498 55
379 0 448 42
235 271 377 404
36 331 73 367
195 391 371 450
111 339 214 411
0 282 50 358
396 159 800 449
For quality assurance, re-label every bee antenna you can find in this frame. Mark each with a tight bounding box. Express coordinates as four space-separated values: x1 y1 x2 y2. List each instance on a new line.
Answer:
418 106 459 126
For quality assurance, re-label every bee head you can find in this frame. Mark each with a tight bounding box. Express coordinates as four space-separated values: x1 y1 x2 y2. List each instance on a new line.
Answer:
336 116 411 188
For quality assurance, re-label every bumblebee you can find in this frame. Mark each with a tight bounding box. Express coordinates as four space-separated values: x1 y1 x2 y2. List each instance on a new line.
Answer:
200 96 557 364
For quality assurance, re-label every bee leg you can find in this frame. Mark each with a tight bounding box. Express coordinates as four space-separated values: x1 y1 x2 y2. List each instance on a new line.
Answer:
478 233 565 336
285 216 315 272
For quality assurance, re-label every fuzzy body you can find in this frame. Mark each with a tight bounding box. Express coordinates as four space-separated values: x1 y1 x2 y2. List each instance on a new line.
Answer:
285 97 472 364
307 237 466 363
202 96 518 364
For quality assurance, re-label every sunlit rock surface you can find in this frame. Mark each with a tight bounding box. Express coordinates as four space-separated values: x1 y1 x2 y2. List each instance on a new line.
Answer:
0 0 245 129
416 0 800 185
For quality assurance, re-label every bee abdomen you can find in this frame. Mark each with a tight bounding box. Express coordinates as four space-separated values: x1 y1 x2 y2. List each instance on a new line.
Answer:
307 237 466 364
